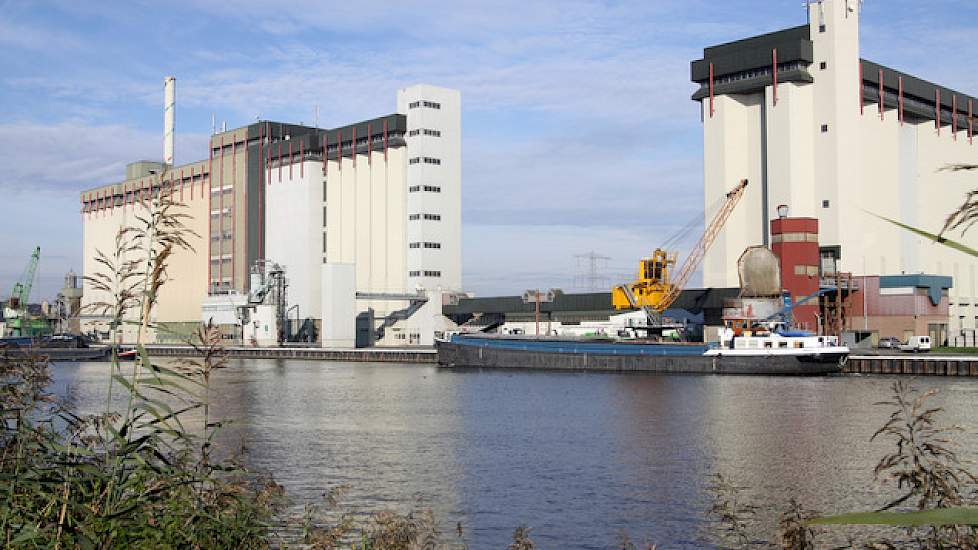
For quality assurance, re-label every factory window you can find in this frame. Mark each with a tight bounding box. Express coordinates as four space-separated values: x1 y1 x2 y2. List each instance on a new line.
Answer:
423 129 441 137
409 129 420 137
423 242 441 249
795 265 818 276
819 61 827 70
424 214 441 221
422 100 441 109
409 270 421 277
409 157 421 165
822 199 830 208
423 157 441 165
323 206 327 226
821 124 829 133
409 214 421 220
408 101 420 109
423 185 441 192
323 180 327 198
819 24 826 33
410 242 421 249
424 270 441 277
323 237 327 253
409 185 421 192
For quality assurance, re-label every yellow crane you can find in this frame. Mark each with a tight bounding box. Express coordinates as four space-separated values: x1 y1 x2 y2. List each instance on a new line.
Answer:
612 179 749 326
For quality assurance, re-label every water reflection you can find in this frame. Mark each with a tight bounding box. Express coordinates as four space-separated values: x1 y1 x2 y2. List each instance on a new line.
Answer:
50 361 978 549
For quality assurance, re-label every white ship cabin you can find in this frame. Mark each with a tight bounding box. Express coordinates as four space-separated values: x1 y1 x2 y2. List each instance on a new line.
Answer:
718 322 842 351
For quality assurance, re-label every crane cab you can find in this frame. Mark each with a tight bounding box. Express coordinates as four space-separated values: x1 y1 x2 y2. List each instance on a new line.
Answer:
611 248 678 311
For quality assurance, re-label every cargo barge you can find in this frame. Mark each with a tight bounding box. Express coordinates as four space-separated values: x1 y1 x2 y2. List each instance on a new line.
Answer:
436 331 848 375
0 335 111 362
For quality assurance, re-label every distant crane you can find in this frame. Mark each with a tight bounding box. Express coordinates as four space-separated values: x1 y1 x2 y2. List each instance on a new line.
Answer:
4 246 47 338
612 179 749 329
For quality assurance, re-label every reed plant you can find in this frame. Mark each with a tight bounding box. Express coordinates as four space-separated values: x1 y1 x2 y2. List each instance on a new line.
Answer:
0 182 283 548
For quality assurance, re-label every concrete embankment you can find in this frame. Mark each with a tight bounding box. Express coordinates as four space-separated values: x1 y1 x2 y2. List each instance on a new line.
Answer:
845 354 978 376
136 345 437 364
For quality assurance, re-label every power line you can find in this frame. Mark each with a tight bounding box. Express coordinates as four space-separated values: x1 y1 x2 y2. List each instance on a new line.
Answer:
574 251 611 291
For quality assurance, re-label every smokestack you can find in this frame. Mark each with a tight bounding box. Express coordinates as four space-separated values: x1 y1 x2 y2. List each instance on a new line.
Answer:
164 76 176 166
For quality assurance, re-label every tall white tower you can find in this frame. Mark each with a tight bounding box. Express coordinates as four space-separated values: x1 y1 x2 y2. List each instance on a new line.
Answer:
397 84 462 292
163 76 176 167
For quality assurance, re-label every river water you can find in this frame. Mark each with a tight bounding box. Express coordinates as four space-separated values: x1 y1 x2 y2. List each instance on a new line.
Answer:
50 360 978 548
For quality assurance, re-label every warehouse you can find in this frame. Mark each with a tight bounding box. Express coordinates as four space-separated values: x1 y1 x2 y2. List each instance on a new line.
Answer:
692 0 978 345
80 83 462 347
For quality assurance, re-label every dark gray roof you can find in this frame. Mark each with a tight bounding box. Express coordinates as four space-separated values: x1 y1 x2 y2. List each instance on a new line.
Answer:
692 26 812 80
859 60 977 127
444 288 740 316
690 24 978 128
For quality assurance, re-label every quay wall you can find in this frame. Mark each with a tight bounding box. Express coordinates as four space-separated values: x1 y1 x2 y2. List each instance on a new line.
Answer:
845 355 978 376
137 345 436 364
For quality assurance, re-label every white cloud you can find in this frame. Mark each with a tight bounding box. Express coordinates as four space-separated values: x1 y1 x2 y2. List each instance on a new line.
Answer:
0 121 210 192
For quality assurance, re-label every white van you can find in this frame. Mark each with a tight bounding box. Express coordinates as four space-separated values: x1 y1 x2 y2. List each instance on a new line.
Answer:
899 335 932 353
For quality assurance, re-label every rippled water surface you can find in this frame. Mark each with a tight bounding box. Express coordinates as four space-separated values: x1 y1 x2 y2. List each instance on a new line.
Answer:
50 360 978 548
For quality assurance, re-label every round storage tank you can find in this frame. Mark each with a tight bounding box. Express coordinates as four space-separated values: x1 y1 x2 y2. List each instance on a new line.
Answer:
737 246 781 297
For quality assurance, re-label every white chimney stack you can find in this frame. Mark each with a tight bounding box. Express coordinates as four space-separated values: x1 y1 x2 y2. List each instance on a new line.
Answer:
163 76 176 166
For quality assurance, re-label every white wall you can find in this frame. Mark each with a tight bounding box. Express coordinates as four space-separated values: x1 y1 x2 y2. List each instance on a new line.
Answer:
322 263 356 348
265 159 323 320
324 142 408 320
397 84 463 292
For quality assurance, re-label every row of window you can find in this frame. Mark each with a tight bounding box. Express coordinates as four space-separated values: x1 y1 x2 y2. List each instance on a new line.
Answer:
408 157 442 165
408 270 442 277
409 242 442 249
407 129 442 137
704 61 803 88
408 213 442 221
409 185 441 193
408 100 442 109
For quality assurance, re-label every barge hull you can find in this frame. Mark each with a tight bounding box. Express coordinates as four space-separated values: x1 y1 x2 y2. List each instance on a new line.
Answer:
436 341 843 375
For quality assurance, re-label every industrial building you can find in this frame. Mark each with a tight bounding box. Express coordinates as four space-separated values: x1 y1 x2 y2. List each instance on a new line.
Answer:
692 0 977 345
80 83 462 347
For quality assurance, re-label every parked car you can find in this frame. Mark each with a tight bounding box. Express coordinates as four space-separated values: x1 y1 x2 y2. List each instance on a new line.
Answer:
877 336 901 349
899 335 932 353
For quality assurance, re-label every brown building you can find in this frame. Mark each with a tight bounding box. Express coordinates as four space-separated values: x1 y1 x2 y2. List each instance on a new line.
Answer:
848 275 952 346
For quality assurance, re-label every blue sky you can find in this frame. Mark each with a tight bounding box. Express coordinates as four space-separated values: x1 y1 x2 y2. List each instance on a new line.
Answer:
1 0 976 300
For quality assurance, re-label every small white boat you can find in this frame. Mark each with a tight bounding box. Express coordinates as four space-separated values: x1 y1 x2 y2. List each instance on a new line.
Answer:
705 322 849 365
